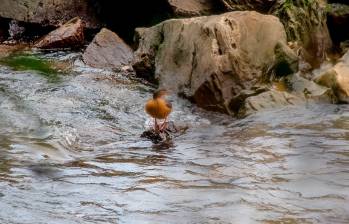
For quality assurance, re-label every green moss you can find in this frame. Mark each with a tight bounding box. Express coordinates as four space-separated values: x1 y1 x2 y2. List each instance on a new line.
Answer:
283 0 294 9
282 0 314 9
304 0 314 6
0 53 61 82
325 3 332 13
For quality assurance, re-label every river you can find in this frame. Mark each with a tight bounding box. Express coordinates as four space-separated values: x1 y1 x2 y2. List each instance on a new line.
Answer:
0 51 348 224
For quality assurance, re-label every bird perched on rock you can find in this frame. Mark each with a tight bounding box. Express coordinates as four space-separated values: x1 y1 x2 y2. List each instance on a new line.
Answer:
145 89 172 132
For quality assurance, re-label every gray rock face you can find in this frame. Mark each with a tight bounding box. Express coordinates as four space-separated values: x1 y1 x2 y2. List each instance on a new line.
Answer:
0 0 100 28
83 28 134 70
133 11 296 115
34 17 84 49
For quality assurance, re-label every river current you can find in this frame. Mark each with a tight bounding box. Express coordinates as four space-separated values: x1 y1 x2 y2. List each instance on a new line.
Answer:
0 51 348 224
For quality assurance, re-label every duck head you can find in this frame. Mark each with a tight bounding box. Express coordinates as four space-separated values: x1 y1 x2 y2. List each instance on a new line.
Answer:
153 89 169 99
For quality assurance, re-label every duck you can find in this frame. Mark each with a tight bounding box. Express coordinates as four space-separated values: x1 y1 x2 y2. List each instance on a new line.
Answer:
145 89 172 132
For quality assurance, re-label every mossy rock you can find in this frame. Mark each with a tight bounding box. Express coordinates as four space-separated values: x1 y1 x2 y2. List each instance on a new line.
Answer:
0 52 64 82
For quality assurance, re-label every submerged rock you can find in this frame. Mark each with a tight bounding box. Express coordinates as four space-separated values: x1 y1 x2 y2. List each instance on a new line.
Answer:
0 0 100 29
314 51 349 103
0 52 68 82
133 11 295 116
34 17 84 49
83 28 134 70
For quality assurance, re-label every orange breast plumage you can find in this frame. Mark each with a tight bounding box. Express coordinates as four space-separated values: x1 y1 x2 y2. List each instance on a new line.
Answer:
145 98 172 119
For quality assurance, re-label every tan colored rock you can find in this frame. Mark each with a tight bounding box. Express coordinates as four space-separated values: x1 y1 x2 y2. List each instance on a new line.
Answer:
83 28 134 70
168 0 217 17
133 11 296 115
34 17 84 49
286 73 335 103
238 90 303 117
0 0 100 29
314 51 349 102
237 73 334 117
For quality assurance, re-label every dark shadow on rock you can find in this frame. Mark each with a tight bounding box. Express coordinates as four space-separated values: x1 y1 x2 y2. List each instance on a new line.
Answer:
91 0 173 44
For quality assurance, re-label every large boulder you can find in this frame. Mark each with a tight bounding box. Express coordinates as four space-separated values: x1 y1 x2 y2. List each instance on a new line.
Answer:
83 28 134 70
0 0 100 29
168 0 217 17
220 0 332 67
34 17 84 49
314 51 349 102
133 11 297 115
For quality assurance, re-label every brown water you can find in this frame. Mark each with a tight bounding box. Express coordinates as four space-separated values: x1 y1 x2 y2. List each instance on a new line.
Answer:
0 51 349 224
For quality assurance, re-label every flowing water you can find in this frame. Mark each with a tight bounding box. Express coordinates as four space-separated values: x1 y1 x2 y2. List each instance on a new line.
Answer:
0 51 348 224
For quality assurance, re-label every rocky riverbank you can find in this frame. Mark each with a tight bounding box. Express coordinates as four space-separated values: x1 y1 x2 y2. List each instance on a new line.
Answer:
0 0 348 118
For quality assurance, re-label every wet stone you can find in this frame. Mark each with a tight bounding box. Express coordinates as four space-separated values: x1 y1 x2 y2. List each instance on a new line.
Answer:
141 121 188 144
